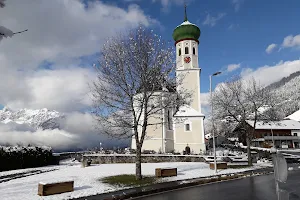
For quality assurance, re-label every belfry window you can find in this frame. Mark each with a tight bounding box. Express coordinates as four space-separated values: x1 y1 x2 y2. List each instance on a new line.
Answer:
179 48 181 56
185 47 189 54
193 47 195 55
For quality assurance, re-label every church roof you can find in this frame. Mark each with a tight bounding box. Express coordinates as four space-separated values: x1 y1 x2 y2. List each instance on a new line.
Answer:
174 105 204 117
172 5 200 44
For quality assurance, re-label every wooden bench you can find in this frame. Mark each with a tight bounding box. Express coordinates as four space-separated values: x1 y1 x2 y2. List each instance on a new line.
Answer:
38 181 74 196
209 162 228 170
155 168 177 177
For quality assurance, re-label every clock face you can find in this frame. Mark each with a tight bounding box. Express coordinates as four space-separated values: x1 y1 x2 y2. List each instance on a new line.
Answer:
184 56 191 63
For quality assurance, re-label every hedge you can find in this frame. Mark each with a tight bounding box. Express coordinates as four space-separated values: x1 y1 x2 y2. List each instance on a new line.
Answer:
0 145 59 172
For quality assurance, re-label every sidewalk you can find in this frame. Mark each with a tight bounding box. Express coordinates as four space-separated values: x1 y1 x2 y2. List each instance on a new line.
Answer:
72 167 273 200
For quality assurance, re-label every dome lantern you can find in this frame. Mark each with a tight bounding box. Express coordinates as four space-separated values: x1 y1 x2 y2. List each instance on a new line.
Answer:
172 5 201 44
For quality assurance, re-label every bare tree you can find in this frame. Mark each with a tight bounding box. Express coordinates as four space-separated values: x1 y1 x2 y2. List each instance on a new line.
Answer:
0 0 28 41
91 26 190 180
212 77 275 165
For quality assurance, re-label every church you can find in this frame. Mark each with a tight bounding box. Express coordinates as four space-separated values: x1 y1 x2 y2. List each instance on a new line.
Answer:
131 7 205 154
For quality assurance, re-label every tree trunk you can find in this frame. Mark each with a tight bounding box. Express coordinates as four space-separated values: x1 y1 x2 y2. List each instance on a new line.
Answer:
135 144 142 180
246 137 252 166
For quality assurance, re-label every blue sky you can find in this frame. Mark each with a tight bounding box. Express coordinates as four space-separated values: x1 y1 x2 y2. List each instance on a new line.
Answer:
94 0 300 93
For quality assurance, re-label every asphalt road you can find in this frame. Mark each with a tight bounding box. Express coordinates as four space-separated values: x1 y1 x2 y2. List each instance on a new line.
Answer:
130 165 300 200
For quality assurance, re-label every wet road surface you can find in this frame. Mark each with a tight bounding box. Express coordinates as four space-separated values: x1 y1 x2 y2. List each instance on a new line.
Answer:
131 165 300 200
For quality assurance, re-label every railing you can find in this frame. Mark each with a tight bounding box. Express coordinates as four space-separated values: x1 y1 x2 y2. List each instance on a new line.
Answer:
264 136 300 140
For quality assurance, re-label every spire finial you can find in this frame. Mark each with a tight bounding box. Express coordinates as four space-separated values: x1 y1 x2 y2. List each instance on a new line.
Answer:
184 3 188 22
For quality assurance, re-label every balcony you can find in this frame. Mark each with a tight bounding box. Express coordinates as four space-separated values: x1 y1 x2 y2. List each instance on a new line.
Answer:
264 136 300 140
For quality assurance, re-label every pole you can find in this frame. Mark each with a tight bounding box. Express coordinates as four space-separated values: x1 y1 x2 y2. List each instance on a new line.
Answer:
271 127 275 147
210 75 217 173
272 153 280 200
161 92 164 154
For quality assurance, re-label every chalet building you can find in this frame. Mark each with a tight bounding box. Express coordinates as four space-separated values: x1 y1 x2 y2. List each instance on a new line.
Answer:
246 120 300 149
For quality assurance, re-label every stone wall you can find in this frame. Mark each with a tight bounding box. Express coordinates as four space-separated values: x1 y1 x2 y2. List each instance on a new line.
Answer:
56 151 92 161
82 154 205 164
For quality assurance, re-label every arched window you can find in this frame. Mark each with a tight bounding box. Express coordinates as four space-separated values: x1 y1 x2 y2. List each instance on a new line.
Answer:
185 47 189 54
179 48 181 56
193 47 196 55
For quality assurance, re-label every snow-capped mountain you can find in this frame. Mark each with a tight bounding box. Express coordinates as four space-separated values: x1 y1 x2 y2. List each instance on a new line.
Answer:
0 107 65 130
268 71 300 116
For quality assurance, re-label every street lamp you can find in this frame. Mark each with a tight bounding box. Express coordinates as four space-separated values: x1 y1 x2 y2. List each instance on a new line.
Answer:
210 71 222 174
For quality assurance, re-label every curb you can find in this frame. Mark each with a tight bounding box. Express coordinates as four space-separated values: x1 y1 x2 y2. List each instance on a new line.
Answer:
72 167 273 200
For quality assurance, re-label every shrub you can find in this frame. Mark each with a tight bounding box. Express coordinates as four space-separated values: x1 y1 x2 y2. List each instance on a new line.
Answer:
0 145 55 172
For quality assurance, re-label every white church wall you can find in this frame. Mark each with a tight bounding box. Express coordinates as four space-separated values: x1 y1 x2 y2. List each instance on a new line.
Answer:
174 117 205 154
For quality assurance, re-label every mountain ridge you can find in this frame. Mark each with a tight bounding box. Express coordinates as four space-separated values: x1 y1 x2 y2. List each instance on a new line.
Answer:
267 70 300 117
0 108 65 130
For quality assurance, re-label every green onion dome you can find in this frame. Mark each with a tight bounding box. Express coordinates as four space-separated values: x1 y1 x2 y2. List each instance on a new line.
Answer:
172 6 201 44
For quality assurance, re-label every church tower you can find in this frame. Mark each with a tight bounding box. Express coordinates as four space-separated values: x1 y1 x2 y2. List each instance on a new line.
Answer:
131 5 206 154
172 5 202 112
172 5 206 154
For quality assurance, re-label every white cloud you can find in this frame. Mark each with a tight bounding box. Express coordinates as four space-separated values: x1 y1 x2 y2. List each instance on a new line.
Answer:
227 63 241 72
0 66 95 112
240 67 253 77
0 0 157 112
152 0 185 7
265 43 277 54
0 0 157 71
201 59 300 109
152 0 193 12
201 93 210 106
282 34 300 48
203 13 226 27
0 112 130 151
241 59 300 86
232 0 244 12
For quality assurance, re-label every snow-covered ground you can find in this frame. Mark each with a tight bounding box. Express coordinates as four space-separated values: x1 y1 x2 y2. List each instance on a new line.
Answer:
0 160 270 200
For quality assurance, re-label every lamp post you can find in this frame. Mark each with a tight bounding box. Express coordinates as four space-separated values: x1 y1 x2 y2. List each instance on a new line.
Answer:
210 71 221 174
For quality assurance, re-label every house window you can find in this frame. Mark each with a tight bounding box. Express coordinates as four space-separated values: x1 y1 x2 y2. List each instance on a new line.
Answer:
185 47 189 54
178 48 181 56
193 47 195 55
294 133 298 136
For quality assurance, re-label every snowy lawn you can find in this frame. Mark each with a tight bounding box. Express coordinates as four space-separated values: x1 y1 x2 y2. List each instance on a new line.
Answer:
0 160 269 200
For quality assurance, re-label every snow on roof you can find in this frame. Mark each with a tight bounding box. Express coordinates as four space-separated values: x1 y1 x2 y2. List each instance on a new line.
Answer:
176 20 197 28
285 110 300 121
246 119 300 130
174 105 204 117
